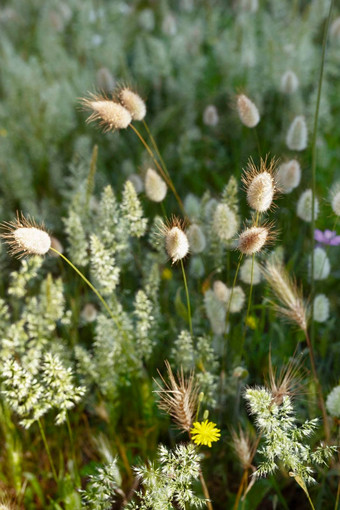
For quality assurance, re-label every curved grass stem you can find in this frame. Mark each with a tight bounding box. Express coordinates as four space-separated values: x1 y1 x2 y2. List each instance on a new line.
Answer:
129 124 185 213
180 259 193 338
50 248 124 336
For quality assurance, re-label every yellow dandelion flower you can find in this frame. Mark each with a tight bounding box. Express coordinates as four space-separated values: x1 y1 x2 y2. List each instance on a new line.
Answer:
190 420 221 448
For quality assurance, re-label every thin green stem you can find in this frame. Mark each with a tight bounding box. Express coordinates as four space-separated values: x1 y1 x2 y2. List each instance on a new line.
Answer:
38 418 58 483
180 259 193 337
50 247 123 335
142 120 170 179
129 124 185 213
66 413 80 485
310 0 334 349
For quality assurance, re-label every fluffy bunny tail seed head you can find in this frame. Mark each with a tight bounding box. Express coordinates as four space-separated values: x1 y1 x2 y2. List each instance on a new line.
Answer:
144 168 167 202
243 157 277 212
81 93 132 131
1 213 51 258
238 225 272 255
236 94 260 128
160 217 189 264
118 87 146 121
286 115 308 151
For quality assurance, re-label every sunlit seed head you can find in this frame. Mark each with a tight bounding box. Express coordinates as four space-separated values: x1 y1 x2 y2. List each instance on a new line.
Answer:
280 70 299 94
313 294 330 323
81 93 132 131
309 247 330 281
203 105 219 126
118 87 146 121
213 280 229 303
187 224 206 254
326 385 340 418
228 286 245 313
212 203 238 241
236 94 260 128
1 213 51 258
81 303 98 323
238 226 269 255
275 159 301 194
240 258 262 285
231 427 256 470
144 168 167 202
330 183 340 216
286 115 308 151
296 189 319 222
243 158 276 212
161 217 189 264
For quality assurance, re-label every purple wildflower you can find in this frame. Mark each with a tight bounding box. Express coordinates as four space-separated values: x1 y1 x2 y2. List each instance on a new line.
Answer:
314 229 340 246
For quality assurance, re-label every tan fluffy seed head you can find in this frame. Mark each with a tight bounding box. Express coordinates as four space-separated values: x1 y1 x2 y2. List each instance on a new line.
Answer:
160 217 189 264
1 213 51 258
243 158 277 212
118 87 146 121
154 360 199 432
238 226 269 255
236 94 260 128
81 93 132 131
144 168 167 202
261 261 308 331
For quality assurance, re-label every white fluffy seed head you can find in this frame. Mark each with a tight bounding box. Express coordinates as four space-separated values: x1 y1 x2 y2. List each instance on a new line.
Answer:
280 70 299 94
1 214 51 258
240 258 262 285
236 94 260 128
212 203 238 241
227 286 245 313
330 183 340 216
203 105 219 126
313 294 330 323
14 228 51 256
247 171 274 212
144 168 167 202
187 224 206 254
326 385 340 418
119 88 146 121
213 280 229 303
276 160 301 194
238 226 268 255
82 95 132 131
165 226 189 263
309 247 330 281
286 115 308 151
81 303 98 323
127 173 144 194
296 189 319 222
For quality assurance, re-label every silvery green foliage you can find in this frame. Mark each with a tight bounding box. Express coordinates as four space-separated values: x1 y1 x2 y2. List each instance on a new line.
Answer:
128 443 205 510
8 256 43 298
2 353 85 428
134 290 155 360
171 332 218 406
120 181 147 238
82 459 121 509
63 210 89 267
90 234 120 296
172 330 195 371
244 387 336 484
